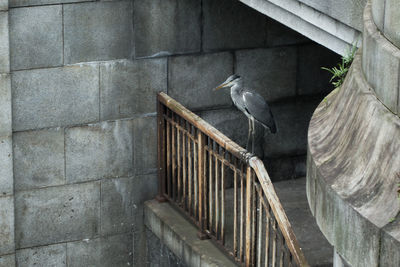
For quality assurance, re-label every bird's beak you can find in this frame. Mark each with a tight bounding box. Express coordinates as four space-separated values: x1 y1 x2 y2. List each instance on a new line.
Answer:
214 82 228 91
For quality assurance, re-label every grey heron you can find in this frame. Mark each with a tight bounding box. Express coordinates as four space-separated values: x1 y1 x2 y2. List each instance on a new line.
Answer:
215 74 277 153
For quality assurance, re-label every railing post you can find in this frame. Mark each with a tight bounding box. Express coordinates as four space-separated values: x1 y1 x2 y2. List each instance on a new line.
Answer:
156 94 167 202
197 132 208 239
245 166 252 267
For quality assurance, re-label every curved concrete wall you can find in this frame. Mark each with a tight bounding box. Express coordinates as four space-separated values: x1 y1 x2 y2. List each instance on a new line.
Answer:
363 1 400 115
372 0 400 48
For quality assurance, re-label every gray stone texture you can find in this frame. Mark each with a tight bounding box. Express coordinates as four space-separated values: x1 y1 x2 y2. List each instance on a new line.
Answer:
0 254 15 267
100 58 167 121
371 0 384 30
101 174 158 235
133 0 201 57
298 44 339 96
13 128 65 191
382 0 400 48
64 1 133 64
66 234 133 267
65 120 133 183
169 52 233 110
236 47 297 102
381 222 400 267
12 64 99 131
0 12 9 73
133 116 157 174
0 137 13 196
0 74 11 137
0 0 7 10
0 196 14 255
10 0 92 8
16 244 66 267
9 6 63 70
296 0 367 31
362 2 400 115
266 18 309 47
15 182 100 248
203 0 267 51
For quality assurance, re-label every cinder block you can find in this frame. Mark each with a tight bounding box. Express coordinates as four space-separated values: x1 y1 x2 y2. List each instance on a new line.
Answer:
65 120 133 183
266 18 309 47
14 128 65 191
236 48 297 102
0 254 15 267
383 0 400 48
9 6 63 70
0 74 11 136
0 12 9 73
16 244 66 267
0 137 13 196
66 234 133 267
169 52 233 110
133 116 157 174
263 97 320 158
10 0 92 8
0 196 14 255
133 0 201 57
64 1 133 64
100 58 167 121
15 182 100 248
203 0 266 51
298 43 339 96
12 64 99 131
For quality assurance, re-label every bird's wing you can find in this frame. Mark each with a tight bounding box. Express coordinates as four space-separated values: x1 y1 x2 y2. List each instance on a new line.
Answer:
243 91 277 133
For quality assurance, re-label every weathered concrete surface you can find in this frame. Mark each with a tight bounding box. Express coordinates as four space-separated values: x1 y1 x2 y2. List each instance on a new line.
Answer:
274 178 333 267
239 0 361 56
203 0 267 51
0 137 13 196
307 52 400 266
12 64 99 131
265 17 309 47
100 58 167 120
380 221 400 267
145 200 237 267
371 0 400 49
16 244 66 267
9 5 63 70
10 0 92 7
133 0 201 58
65 120 133 183
0 74 11 137
132 116 158 175
0 254 15 267
0 196 14 255
0 12 9 73
64 1 133 64
15 182 100 248
362 2 400 115
169 52 233 110
66 234 133 267
236 48 297 102
14 128 65 191
0 0 7 10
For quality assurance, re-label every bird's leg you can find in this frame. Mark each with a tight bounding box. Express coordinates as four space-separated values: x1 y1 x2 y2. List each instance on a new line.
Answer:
251 117 255 154
246 118 251 151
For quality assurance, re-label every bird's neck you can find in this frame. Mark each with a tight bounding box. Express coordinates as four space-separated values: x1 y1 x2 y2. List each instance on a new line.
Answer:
230 81 243 94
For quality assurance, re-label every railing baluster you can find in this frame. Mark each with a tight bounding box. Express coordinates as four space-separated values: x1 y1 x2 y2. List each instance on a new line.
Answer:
188 129 192 215
166 109 171 198
233 165 238 257
177 118 181 203
251 172 256 266
194 130 198 219
240 164 244 262
209 146 213 233
172 113 176 200
182 120 187 209
197 132 207 239
221 153 225 245
257 189 262 267
245 166 252 267
215 147 219 237
272 219 277 267
265 206 270 267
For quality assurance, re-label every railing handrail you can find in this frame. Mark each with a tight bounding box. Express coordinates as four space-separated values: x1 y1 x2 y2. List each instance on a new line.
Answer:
158 92 309 267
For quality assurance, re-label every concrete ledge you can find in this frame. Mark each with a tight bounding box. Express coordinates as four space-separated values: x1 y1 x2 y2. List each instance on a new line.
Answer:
239 0 361 56
307 51 400 266
362 1 400 115
144 200 237 267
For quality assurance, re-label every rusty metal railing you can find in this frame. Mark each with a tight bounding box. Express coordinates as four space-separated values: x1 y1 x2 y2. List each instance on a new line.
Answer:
156 92 309 267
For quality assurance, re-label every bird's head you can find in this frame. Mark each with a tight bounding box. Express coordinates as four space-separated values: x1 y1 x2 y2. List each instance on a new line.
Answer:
214 74 242 91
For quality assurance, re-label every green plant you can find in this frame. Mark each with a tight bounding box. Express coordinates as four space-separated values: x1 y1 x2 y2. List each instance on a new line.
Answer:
322 44 358 88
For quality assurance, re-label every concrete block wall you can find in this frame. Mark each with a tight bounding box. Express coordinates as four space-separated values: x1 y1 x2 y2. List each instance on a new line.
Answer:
1 0 340 265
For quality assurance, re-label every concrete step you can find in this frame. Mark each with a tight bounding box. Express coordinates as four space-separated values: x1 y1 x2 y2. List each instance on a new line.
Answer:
145 177 333 267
